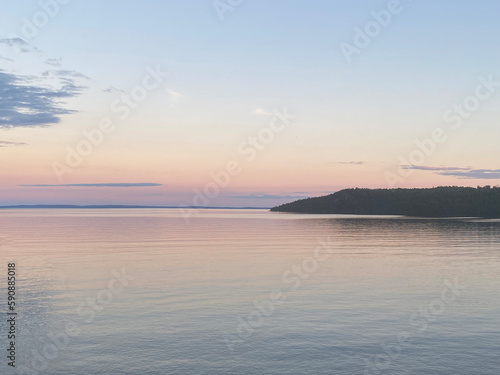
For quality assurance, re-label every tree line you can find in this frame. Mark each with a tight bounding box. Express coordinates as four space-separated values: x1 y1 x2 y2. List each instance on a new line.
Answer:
271 186 500 218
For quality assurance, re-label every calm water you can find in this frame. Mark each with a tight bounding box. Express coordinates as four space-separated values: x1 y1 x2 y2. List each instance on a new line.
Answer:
0 209 499 374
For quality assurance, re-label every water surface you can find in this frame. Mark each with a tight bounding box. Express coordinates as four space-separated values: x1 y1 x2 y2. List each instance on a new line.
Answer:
0 209 498 374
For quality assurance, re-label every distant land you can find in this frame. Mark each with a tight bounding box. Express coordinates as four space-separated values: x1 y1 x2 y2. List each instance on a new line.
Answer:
0 205 270 210
271 186 500 218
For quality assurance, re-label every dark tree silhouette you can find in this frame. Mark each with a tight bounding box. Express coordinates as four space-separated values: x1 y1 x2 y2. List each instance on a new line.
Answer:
270 186 500 218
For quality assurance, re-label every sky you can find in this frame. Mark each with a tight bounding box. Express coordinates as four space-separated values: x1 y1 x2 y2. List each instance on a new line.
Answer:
1 0 500 207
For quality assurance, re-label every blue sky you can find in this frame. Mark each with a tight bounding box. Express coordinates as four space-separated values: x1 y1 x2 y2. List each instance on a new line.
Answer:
1 0 499 206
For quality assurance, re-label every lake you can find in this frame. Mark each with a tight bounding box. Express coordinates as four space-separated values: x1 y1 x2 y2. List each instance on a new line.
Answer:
0 209 498 374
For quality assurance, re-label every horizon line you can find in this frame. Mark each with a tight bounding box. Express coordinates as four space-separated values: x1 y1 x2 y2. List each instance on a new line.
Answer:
0 204 272 210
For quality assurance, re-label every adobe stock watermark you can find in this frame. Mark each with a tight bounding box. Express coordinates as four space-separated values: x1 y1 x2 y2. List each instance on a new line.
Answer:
385 75 499 186
179 107 296 223
340 0 406 63
213 0 243 21
16 268 134 375
364 278 465 375
6 0 70 51
222 237 335 352
52 65 169 181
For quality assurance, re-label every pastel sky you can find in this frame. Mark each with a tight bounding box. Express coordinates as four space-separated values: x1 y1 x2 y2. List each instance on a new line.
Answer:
1 0 500 207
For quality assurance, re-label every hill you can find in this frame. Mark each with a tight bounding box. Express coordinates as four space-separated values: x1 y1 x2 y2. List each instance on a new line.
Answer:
270 186 500 218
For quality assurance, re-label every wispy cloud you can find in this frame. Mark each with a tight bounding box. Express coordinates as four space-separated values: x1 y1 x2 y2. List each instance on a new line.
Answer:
103 86 124 94
166 88 183 99
333 161 366 165
0 37 89 129
0 140 26 147
19 183 163 188
401 165 470 172
166 88 184 106
0 69 85 128
402 165 500 179
254 108 273 116
45 58 62 67
42 70 90 80
440 169 500 179
0 38 38 53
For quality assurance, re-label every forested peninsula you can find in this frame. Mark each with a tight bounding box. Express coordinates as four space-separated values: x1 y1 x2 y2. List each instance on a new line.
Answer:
270 186 500 218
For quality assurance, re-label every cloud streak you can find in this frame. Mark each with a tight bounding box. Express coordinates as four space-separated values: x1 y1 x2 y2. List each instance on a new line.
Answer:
333 161 366 165
103 86 124 94
254 108 273 116
0 38 38 53
402 165 470 172
439 169 500 179
402 165 500 179
20 183 163 188
0 140 26 147
42 70 90 80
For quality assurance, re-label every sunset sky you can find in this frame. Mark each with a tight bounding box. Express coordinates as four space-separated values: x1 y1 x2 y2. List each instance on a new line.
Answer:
1 0 500 207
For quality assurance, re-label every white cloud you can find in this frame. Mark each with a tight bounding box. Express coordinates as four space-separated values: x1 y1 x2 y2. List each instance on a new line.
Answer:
254 108 273 116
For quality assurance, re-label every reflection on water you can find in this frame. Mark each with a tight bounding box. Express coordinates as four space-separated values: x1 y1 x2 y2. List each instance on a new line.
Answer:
0 209 499 374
